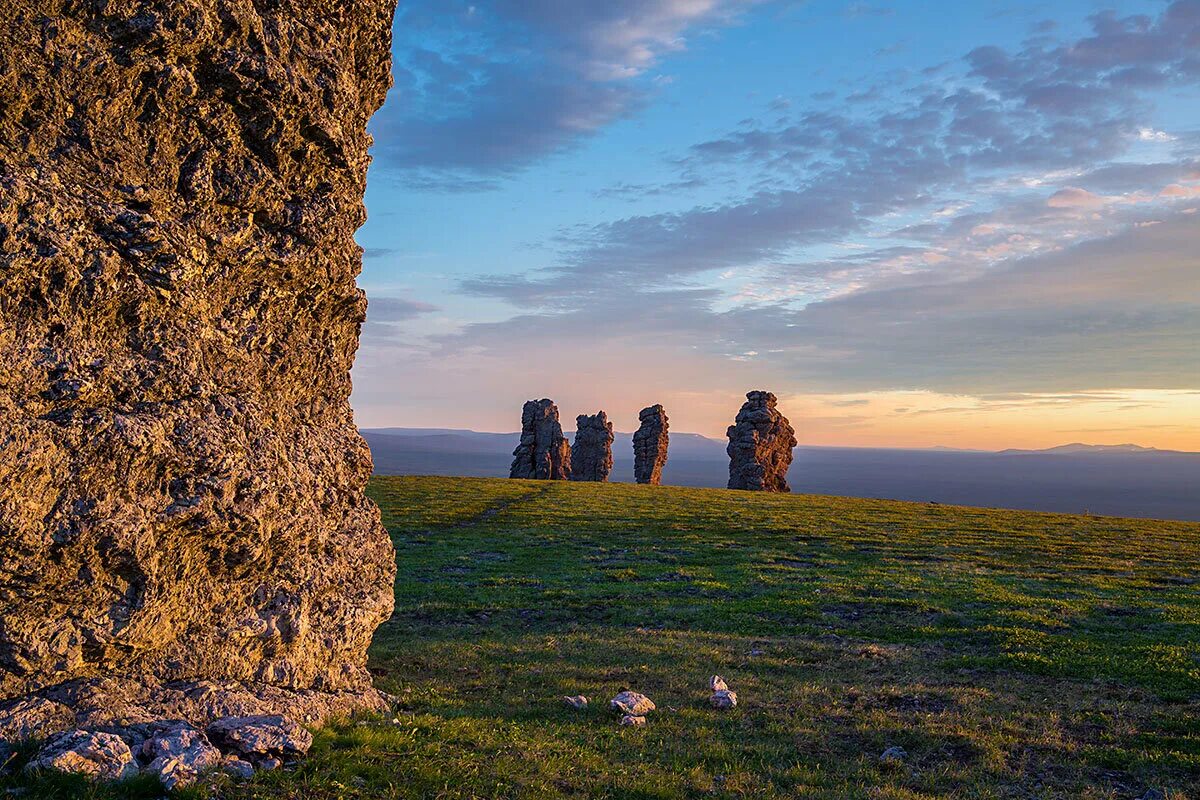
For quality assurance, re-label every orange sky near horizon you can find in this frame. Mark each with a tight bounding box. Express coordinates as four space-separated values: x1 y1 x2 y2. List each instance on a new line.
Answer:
355 383 1199 453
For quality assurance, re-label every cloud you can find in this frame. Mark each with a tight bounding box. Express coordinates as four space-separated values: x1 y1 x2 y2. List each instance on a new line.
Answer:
1046 187 1110 208
459 1 1200 302
437 213 1199 395
373 0 759 184
361 2 1200 439
367 297 440 323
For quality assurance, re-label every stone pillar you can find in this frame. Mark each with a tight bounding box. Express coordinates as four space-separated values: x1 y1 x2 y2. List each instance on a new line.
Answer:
632 404 670 485
726 391 797 492
570 412 614 482
510 399 572 480
0 0 399 731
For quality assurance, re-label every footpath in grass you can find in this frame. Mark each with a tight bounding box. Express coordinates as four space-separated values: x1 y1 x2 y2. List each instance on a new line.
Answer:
6 476 1199 799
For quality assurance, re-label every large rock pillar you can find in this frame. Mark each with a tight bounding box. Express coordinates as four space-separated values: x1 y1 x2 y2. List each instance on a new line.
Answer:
0 0 398 731
632 404 669 485
570 412 614 482
509 399 572 480
726 391 797 492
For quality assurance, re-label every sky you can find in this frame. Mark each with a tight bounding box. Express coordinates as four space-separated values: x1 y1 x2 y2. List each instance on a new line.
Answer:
351 0 1200 450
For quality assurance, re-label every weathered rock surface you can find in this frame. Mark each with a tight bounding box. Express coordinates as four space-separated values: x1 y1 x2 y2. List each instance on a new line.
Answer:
726 391 797 492
632 405 670 485
26 730 137 781
571 412 614 482
0 697 74 741
510 399 572 479
0 0 398 728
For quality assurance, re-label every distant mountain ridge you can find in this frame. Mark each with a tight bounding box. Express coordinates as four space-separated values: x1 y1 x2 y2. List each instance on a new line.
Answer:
360 428 1200 521
998 442 1193 456
363 428 1195 457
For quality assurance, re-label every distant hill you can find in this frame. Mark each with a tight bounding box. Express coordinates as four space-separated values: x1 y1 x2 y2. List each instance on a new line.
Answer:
360 429 1200 521
998 442 1191 456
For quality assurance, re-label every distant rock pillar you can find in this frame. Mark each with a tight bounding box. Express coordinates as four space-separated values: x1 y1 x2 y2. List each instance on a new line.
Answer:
726 391 797 492
570 412 614 482
633 405 670 485
510 399 572 480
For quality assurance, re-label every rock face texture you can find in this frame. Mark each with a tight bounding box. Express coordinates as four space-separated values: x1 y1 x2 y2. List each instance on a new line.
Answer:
726 391 797 492
570 412 614 482
510 399 572 480
632 405 670 485
0 0 398 731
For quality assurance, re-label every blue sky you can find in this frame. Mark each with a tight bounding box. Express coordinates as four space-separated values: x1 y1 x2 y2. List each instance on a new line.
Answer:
351 0 1199 449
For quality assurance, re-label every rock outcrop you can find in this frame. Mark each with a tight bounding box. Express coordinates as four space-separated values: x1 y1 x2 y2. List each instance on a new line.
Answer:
726 391 797 492
510 399 572 480
570 412 614 482
0 0 398 732
632 405 670 485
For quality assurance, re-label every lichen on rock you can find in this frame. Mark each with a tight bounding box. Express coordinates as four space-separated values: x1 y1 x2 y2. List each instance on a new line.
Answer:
0 0 399 731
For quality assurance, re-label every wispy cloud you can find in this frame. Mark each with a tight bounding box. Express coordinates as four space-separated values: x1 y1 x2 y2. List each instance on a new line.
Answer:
372 0 760 186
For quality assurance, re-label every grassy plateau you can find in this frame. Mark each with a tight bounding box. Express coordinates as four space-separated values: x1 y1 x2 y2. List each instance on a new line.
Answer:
6 476 1199 799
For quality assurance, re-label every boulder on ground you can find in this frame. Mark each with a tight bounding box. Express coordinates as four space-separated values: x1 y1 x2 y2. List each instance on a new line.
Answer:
633 405 670 485
510 399 572 479
726 391 797 492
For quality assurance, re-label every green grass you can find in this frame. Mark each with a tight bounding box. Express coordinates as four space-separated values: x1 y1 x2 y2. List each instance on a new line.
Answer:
7 477 1199 798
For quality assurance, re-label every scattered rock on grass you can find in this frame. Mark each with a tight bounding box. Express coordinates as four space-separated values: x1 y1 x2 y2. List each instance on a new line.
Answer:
26 730 137 781
619 715 647 727
563 695 589 710
709 675 738 709
879 746 907 766
610 691 656 716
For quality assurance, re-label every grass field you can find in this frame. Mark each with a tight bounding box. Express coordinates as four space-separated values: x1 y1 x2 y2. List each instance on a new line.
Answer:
7 476 1200 798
